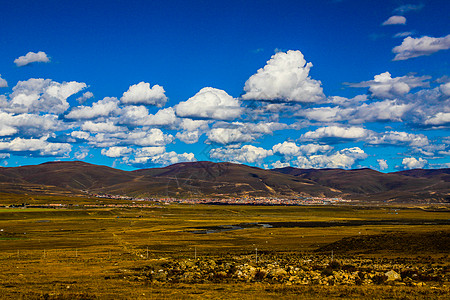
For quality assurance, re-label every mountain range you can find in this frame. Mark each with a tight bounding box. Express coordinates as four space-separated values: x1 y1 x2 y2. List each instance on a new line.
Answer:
0 161 449 203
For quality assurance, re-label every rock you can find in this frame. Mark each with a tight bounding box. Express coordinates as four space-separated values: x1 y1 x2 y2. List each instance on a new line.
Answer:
269 268 288 280
385 270 401 281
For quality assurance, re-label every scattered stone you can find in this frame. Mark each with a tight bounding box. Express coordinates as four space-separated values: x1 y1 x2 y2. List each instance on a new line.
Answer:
385 270 401 281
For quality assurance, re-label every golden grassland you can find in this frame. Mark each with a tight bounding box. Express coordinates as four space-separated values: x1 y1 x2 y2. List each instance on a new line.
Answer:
0 200 448 299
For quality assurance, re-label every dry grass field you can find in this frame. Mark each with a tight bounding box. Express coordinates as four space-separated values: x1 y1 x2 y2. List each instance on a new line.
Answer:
0 201 448 299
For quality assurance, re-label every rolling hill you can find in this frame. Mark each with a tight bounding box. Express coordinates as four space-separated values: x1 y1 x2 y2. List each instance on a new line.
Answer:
0 161 448 203
273 167 450 203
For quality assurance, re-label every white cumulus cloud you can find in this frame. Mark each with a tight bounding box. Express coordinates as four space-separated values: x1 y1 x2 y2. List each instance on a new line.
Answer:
121 82 167 107
242 50 324 102
126 128 174 147
7 79 86 114
292 147 368 169
101 146 133 158
207 127 254 145
65 97 119 120
0 111 62 137
368 131 429 147
120 106 177 126
377 159 388 170
76 91 94 104
81 121 126 133
130 148 195 167
210 145 273 164
301 126 370 141
0 136 71 156
425 112 450 126
176 87 242 120
272 141 301 157
393 35 450 61
401 157 427 169
14 51 50 67
346 72 430 99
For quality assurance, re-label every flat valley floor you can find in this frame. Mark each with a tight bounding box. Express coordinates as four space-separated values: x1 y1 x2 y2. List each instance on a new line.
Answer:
0 200 448 299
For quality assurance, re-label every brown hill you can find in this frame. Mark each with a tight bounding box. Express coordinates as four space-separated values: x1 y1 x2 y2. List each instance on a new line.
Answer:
0 161 337 199
0 161 448 203
0 161 135 194
272 167 450 203
394 168 450 182
114 161 337 198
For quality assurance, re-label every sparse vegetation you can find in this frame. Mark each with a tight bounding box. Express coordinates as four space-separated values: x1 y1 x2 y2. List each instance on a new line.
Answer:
0 202 448 298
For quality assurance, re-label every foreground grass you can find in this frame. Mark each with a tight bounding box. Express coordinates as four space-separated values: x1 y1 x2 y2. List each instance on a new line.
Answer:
0 203 448 299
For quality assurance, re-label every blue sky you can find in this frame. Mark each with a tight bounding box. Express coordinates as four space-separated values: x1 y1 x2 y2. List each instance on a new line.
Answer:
0 0 449 171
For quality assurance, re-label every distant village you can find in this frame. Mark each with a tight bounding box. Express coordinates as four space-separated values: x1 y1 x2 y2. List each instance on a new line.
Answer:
5 193 354 209
91 193 353 206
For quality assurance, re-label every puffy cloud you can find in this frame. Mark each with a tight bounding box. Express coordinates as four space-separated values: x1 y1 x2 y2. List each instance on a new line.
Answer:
120 106 177 126
176 87 242 120
205 121 287 146
402 86 450 126
121 82 167 107
175 118 210 144
70 131 91 141
70 127 174 149
425 112 450 126
0 75 7 88
118 105 149 121
273 141 333 157
401 157 427 169
176 131 202 144
0 111 62 137
327 95 367 107
346 72 430 99
207 127 254 145
377 159 388 170
382 16 406 26
7 79 86 114
179 118 210 132
292 147 368 169
393 4 424 14
299 106 345 122
81 121 126 133
368 131 429 147
271 160 291 169
210 145 273 164
142 107 177 126
0 124 17 136
349 100 411 123
74 148 89 160
301 126 370 141
126 128 174 147
272 141 301 157
299 100 410 124
76 91 94 104
238 121 288 134
242 50 324 102
14 51 50 67
299 143 333 155
101 146 133 158
134 146 166 158
130 148 195 166
0 137 71 156
393 35 450 61
65 97 119 119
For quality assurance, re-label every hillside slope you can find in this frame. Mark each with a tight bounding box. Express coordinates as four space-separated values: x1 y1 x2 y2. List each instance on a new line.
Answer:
0 161 448 203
